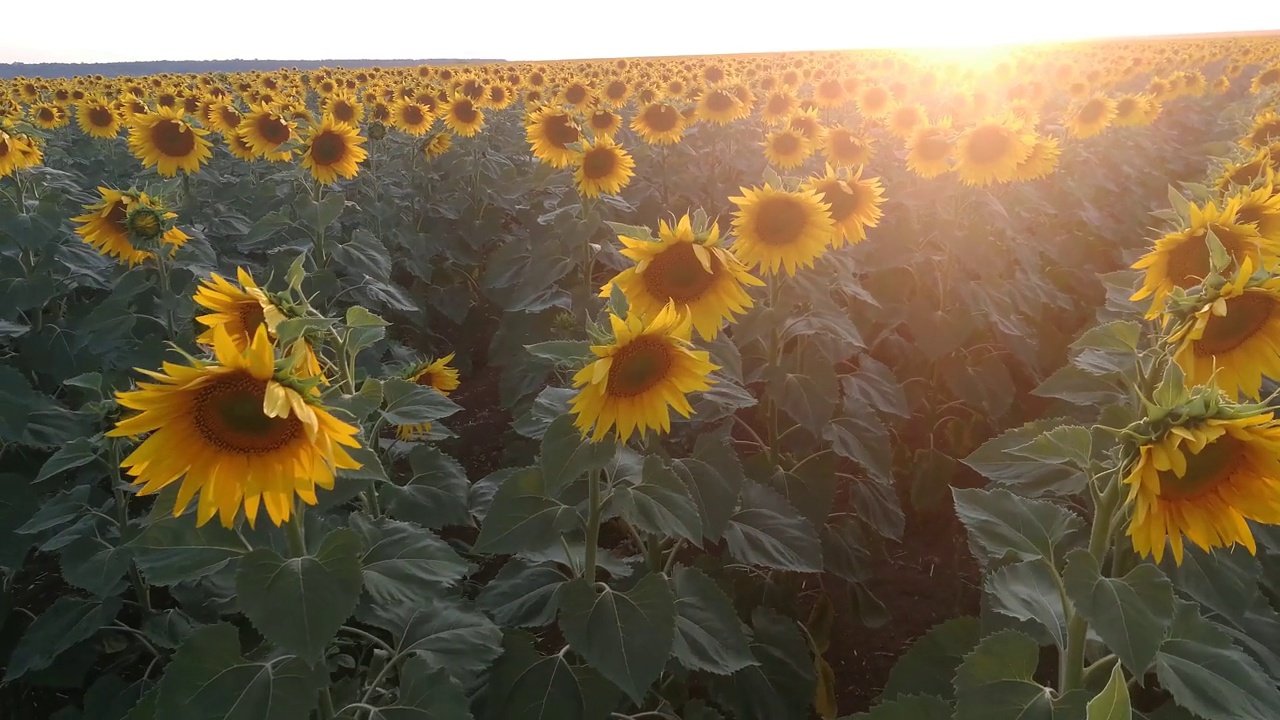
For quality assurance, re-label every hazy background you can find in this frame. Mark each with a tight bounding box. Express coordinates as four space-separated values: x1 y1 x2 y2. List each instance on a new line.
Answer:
6 0 1280 67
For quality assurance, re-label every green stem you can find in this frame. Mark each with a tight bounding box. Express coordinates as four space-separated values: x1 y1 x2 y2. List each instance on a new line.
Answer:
153 251 176 338
317 687 337 720
1061 474 1122 692
284 504 307 558
108 442 152 614
313 181 329 268
765 274 782 464
582 468 603 581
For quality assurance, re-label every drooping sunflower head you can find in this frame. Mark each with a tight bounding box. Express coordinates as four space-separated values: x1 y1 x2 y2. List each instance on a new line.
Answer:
525 106 581 168
631 102 685 145
127 106 213 176
906 119 954 179
821 126 874 168
801 164 885 248
193 267 290 351
423 132 452 159
1232 182 1280 241
1013 133 1061 181
71 186 190 266
952 116 1035 187
301 116 368 186
1123 410 1280 564
1066 94 1116 138
569 302 718 443
395 353 461 441
1243 110 1280 150
443 95 484 137
106 324 362 529
602 213 763 341
1250 65 1280 94
0 130 39 179
1216 148 1275 193
762 128 813 170
1131 199 1275 316
573 137 636 199
75 97 121 138
729 183 835 277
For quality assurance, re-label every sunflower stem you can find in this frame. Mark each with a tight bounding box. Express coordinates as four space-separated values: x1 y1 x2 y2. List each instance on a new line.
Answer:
317 687 337 720
765 273 782 465
1060 470 1122 692
152 250 176 338
108 441 152 614
284 505 307 558
312 180 329 269
583 467 603 581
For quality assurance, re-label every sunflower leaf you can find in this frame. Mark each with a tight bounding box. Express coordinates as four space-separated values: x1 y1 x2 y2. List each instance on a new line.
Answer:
671 566 757 675
1064 550 1174 675
380 378 462 426
539 414 616 498
846 695 954 720
708 607 816 720
337 658 472 720
723 482 822 572
952 487 1084 567
1086 663 1132 720
3 596 123 681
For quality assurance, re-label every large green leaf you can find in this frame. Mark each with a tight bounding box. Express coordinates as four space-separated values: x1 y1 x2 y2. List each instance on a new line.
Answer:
127 517 248 586
963 418 1087 496
59 535 131 597
235 527 364 661
1086 663 1131 720
954 629 1088 720
724 482 822 572
1009 426 1093 471
153 623 322 720
376 599 504 685
340 657 472 720
479 632 584 720
1064 550 1174 675
350 513 471 607
769 372 836 436
609 455 703 545
539 414 616 497
674 432 745 542
473 468 579 554
559 574 676 704
35 437 102 482
841 356 910 419
4 596 122 681
710 607 817 720
1161 546 1259 622
845 695 953 720
823 408 893 484
379 378 462 426
1153 602 1280 720
986 559 1068 650
952 487 1083 567
672 566 757 675
882 617 981 701
379 446 471 529
477 557 569 628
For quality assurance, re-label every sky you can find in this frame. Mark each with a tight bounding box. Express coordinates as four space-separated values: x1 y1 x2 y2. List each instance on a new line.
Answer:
5 0 1280 65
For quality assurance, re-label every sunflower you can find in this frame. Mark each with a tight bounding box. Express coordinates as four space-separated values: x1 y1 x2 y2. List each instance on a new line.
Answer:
587 108 622 139
573 137 635 198
696 87 744 125
1123 412 1280 564
569 302 718 443
443 96 484 137
631 102 685 145
813 78 847 109
1233 183 1280 241
801 165 885 248
1113 94 1155 127
1066 95 1116 138
729 184 834 276
855 85 893 119
395 353 461 441
126 107 212 176
1131 199 1275 317
822 126 874 168
906 120 953 178
1243 110 1280 149
72 187 190 266
602 214 763 341
887 103 926 138
237 104 295 161
0 131 37 179
525 106 581 168
30 103 67 130
301 116 368 185
192 267 324 379
225 131 259 162
76 97 121 138
760 90 798 125
391 99 434 136
206 101 244 136
1013 134 1061 181
106 325 361 529
1216 149 1274 193
1169 260 1280 399
325 93 365 126
1251 65 1280 94
762 128 812 170
424 132 452 159
952 116 1034 187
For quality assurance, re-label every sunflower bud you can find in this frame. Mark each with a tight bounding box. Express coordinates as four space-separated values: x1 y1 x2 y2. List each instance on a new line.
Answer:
124 204 166 244
367 121 387 140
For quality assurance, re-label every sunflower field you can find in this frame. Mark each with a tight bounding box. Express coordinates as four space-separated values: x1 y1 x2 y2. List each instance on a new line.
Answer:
3 36 1280 720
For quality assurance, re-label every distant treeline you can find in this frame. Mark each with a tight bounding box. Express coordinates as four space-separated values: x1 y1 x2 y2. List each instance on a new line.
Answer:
0 58 504 80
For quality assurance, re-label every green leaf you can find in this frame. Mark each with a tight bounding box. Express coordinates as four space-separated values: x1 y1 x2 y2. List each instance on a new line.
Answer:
477 558 569 628
341 658 472 720
127 517 248 586
35 437 101 482
604 222 654 240
724 482 823 572
823 408 893 484
986 560 1068 650
952 487 1083 567
17 485 90 534
4 596 122 681
1167 185 1190 222
610 455 703 545
1033 365 1127 407
524 340 593 364
1087 663 1131 720
882 617 981 701
710 607 817 720
672 566 757 675
480 632 584 720
770 372 836 436
380 446 471 529
235 527 364 661
841 356 909 418
378 599 504 684
1064 550 1174 675
847 695 954 720
559 573 677 704
1009 426 1093 470
540 414 616 497
512 387 577 439
153 623 322 720
60 535 131 597
344 305 388 353
350 513 471 607
380 378 462 426
954 629 1087 720
473 468 579 554
963 419 1087 496
675 433 745 542
821 517 873 584
1154 602 1280 720
1161 546 1259 622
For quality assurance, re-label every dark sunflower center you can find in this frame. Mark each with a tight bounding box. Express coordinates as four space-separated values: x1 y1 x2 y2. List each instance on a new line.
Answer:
152 119 197 157
766 94 792 115
706 91 734 113
193 371 303 454
1078 99 1106 124
606 81 627 100
1167 230 1251 288
545 115 579 146
311 130 348 165
819 79 842 99
705 67 725 84
790 118 819 139
644 243 720 302
754 195 811 246
915 133 951 161
967 125 1012 165
590 112 615 130
1194 292 1276 355
1259 68 1280 86
565 85 587 105
862 87 889 110
401 105 426 126
106 199 130 230
1116 98 1138 117
893 107 919 128
37 108 54 122
643 105 679 132
1156 435 1240 501
607 336 674 398
235 300 266 336
413 369 441 389
582 146 617 179
332 101 356 123
1251 121 1280 145
1230 160 1266 186
463 80 483 99
772 132 802 156
158 94 176 108
257 115 291 145
88 106 114 127
814 180 858 222
220 107 242 128
452 101 477 124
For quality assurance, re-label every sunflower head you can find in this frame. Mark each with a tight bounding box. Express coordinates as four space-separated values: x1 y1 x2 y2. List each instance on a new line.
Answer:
302 116 368 185
194 267 292 351
953 116 1035 187
729 183 835 277
906 120 954 178
72 186 189 266
801 164 885 248
573 137 636 199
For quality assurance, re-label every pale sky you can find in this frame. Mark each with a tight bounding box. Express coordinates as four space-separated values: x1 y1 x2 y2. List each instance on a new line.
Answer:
5 0 1280 65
